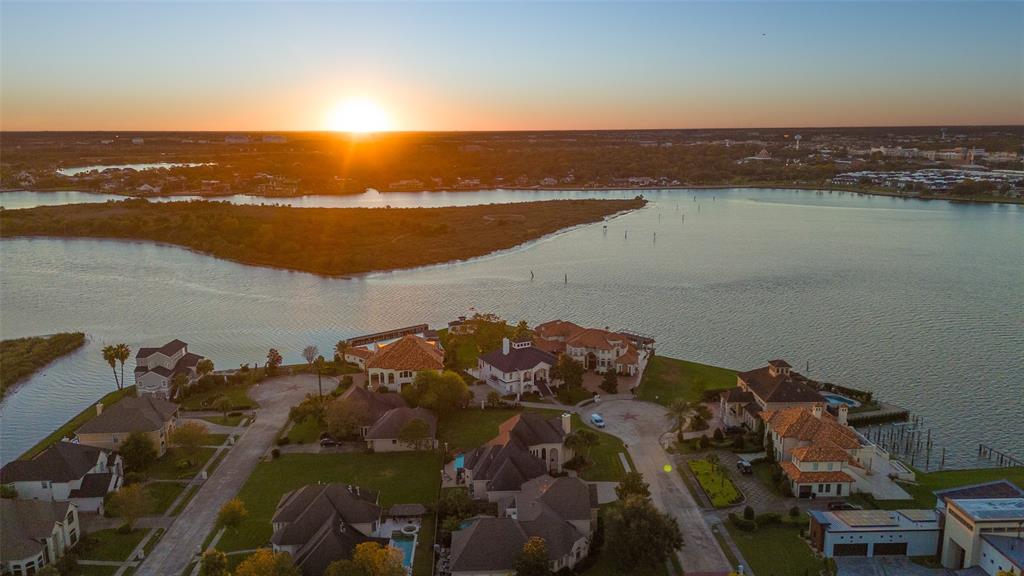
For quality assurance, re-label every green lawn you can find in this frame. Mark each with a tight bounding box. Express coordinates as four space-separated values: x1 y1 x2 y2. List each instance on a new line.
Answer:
856 466 1024 510
178 383 256 411
725 523 823 576
557 386 595 405
78 528 148 561
438 409 530 451
145 447 217 480
412 514 437 576
637 356 737 405
197 414 247 427
436 328 484 371
145 482 187 515
204 433 230 446
573 414 632 482
217 452 442 552
19 386 137 460
581 549 669 576
688 459 743 508
169 485 198 516
285 416 325 444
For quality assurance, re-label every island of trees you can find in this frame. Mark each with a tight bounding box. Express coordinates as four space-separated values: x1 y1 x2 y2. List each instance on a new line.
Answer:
0 332 86 398
0 198 645 277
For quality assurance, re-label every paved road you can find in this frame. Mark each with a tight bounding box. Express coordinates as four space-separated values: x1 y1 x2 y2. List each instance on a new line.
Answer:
134 374 324 576
580 399 733 575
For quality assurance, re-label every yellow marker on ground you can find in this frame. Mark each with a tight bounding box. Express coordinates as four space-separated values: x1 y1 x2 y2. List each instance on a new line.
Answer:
663 464 673 473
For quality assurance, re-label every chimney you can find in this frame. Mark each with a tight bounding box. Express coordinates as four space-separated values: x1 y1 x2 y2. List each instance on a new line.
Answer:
502 337 510 355
812 404 823 419
561 412 571 435
838 404 849 426
95 402 104 416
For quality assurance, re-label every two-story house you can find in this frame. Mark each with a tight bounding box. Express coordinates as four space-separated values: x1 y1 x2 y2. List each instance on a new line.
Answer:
720 359 825 429
134 339 207 398
75 395 179 457
0 500 80 576
365 335 444 392
1 442 123 513
477 337 557 398
534 320 642 375
461 412 573 502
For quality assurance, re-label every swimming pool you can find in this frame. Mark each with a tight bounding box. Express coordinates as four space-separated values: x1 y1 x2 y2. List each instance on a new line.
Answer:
389 532 416 570
821 392 861 408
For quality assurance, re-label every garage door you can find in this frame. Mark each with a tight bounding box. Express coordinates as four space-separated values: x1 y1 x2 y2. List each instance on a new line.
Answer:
873 542 908 556
833 543 869 556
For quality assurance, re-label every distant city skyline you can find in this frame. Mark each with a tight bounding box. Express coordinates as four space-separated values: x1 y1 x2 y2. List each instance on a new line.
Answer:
2 1 1022 131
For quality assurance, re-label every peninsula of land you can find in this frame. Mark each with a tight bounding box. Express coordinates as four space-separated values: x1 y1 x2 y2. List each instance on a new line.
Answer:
0 198 644 277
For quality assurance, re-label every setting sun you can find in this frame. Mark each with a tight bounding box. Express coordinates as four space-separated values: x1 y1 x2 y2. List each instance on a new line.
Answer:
326 98 394 133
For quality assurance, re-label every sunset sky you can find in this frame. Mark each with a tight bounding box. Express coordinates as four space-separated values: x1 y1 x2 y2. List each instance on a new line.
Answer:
2 1 1022 131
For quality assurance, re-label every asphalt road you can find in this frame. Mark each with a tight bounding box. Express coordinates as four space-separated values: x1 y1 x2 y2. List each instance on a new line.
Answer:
134 374 323 576
580 398 733 574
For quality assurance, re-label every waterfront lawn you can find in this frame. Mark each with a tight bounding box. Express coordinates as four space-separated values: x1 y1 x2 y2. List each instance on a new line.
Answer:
19 386 137 460
285 416 325 444
855 466 1024 510
78 527 148 562
688 459 743 508
1 332 86 398
637 356 737 406
145 447 217 480
217 452 441 552
725 523 823 576
178 383 256 411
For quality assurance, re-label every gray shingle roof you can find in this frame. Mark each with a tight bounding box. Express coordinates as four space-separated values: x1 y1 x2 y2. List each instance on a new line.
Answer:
69 472 114 498
450 517 527 572
76 395 177 435
365 407 437 440
479 346 556 374
271 484 381 548
737 366 823 404
339 385 407 425
135 339 187 359
0 500 74 560
1 442 104 483
516 476 593 523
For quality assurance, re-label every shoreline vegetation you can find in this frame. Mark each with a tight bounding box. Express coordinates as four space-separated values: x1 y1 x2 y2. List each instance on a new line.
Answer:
0 198 645 277
3 181 1021 205
0 332 86 399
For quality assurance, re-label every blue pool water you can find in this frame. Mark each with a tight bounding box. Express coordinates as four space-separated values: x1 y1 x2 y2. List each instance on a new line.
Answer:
822 392 860 408
454 454 465 469
390 534 415 569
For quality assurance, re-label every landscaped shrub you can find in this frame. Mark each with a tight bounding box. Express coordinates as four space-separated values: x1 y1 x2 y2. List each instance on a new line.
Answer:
731 436 745 449
271 448 280 459
790 506 801 519
276 436 290 446
116 523 133 534
756 512 782 525
743 505 755 520
728 512 758 532
713 428 724 442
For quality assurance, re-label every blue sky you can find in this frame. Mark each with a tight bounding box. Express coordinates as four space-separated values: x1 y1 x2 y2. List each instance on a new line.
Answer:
2 1 1021 130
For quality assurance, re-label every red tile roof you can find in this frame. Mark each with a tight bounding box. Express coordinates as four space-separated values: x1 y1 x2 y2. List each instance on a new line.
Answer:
790 445 850 463
365 335 444 371
764 406 860 450
780 462 854 484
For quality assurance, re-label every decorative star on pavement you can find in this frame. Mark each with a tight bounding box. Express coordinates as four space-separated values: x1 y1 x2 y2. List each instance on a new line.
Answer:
286 384 299 391
622 412 638 421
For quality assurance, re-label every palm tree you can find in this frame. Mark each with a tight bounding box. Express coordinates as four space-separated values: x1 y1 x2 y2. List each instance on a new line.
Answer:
665 399 691 432
102 345 121 390
114 343 131 391
334 340 349 364
313 355 326 399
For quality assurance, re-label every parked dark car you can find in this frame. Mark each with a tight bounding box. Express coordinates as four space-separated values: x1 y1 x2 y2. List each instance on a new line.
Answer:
827 501 861 511
319 438 341 447
736 460 753 474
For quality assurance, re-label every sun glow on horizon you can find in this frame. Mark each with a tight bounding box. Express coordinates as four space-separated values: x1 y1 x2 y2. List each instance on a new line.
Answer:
326 98 394 133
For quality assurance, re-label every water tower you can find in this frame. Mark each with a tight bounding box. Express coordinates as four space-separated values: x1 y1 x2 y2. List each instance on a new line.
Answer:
794 134 802 150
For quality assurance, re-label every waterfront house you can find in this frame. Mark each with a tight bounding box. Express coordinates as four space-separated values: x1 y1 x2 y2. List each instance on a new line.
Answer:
808 508 940 558
0 442 123 513
336 385 437 452
534 320 643 375
365 334 444 392
447 316 475 335
720 359 825 429
477 337 557 398
0 500 80 576
450 475 597 575
134 339 207 398
75 395 179 457
461 412 573 501
270 484 387 576
933 481 1024 573
342 346 374 370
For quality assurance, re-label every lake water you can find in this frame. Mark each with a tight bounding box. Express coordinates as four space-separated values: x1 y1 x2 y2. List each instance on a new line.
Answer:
1 188 1022 467
56 162 210 176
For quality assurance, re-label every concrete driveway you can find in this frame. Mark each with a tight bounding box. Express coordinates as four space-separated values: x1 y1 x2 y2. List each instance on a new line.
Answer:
836 556 955 575
134 373 326 576
580 399 733 574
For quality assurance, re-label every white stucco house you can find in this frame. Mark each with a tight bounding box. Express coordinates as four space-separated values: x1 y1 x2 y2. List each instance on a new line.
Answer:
476 337 557 398
1 442 123 514
134 339 207 398
808 508 940 558
365 334 444 392
533 320 642 375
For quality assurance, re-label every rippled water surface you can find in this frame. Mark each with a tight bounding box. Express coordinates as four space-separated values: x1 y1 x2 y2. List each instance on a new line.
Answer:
2 188 1022 466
